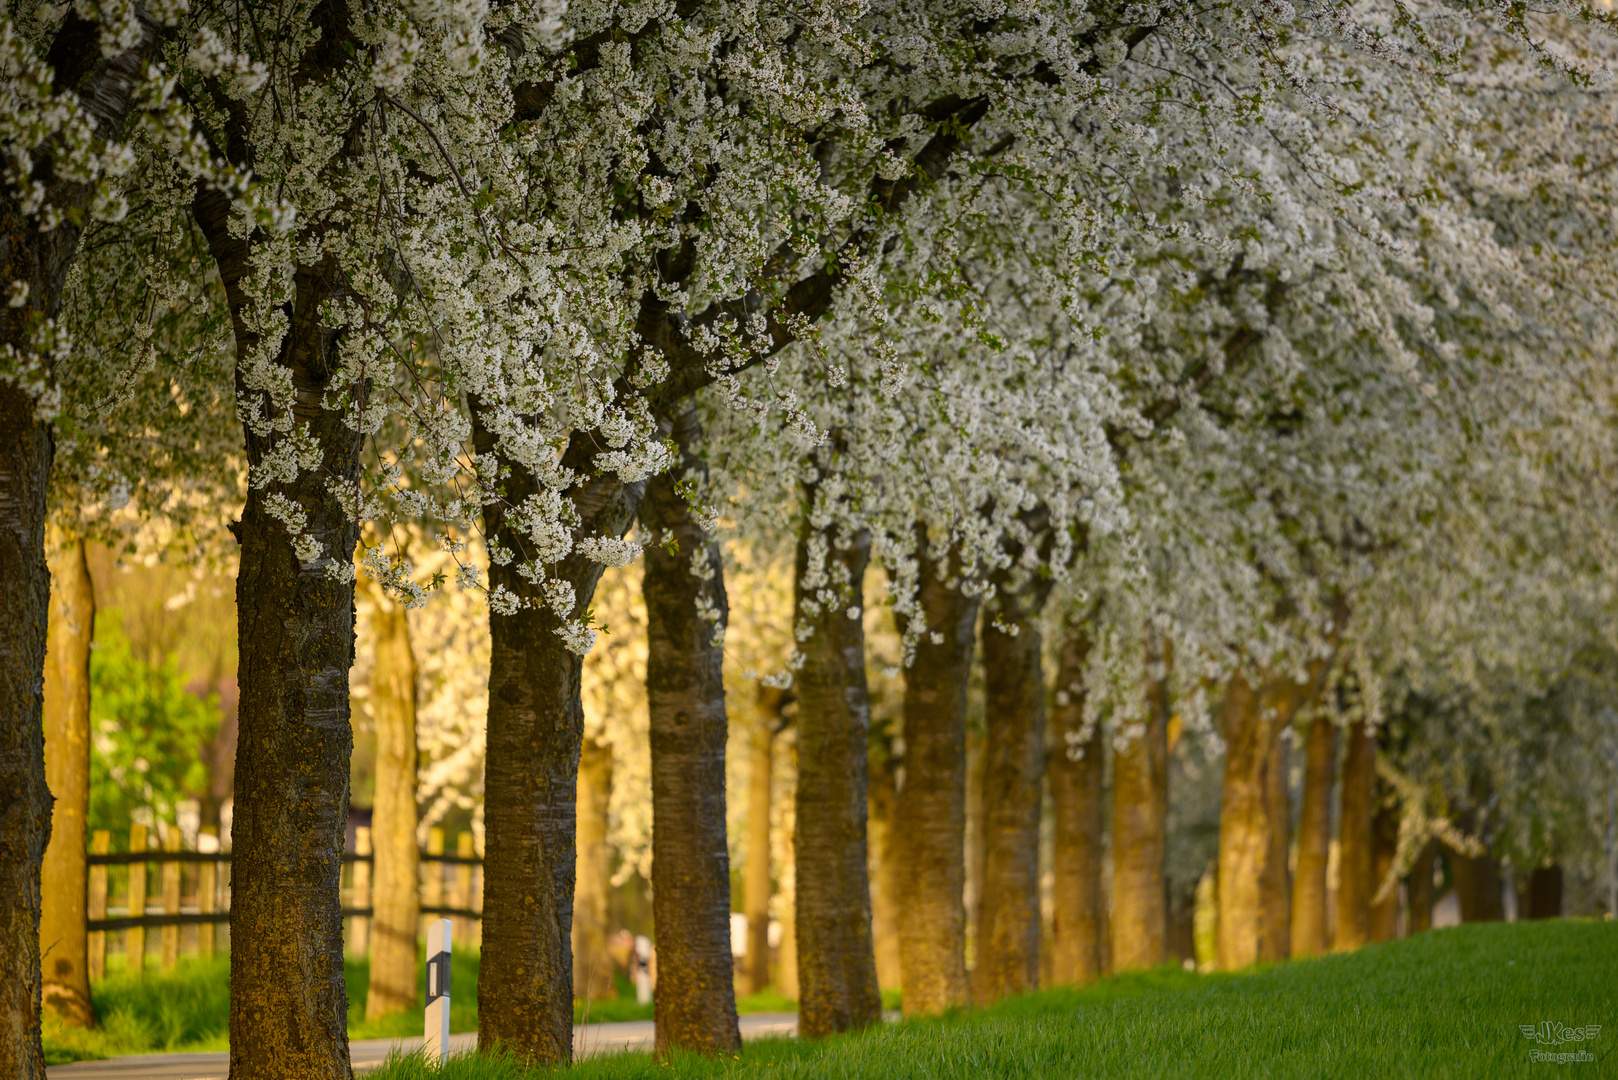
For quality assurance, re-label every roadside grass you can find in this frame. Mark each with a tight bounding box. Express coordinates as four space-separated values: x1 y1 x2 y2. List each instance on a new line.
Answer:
367 919 1618 1080
41 948 796 1065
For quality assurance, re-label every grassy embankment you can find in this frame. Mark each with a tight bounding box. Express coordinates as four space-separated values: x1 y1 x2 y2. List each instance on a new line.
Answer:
43 920 1617 1076
369 920 1617 1080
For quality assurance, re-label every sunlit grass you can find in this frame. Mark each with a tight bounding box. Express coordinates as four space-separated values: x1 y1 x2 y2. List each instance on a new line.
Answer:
370 920 1617 1080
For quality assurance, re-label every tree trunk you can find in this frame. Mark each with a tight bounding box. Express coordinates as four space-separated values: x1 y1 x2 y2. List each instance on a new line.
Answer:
975 599 1048 1003
1260 719 1292 962
1111 641 1170 972
792 518 881 1038
894 541 976 1015
1525 864 1562 920
573 737 614 1003
2 19 157 1076
1406 840 1434 934
1448 844 1504 923
642 409 741 1056
41 532 95 1027
1333 720 1376 951
364 589 419 1021
1370 796 1398 943
867 753 902 992
1049 622 1104 987
742 696 778 995
1291 715 1335 957
470 401 646 1065
1215 674 1266 971
777 781 799 1002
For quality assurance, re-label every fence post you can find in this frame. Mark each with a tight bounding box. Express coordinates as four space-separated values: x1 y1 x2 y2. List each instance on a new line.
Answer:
424 918 452 1062
198 828 219 957
127 823 148 978
161 827 182 970
352 826 372 958
423 827 444 940
88 830 108 982
453 832 473 949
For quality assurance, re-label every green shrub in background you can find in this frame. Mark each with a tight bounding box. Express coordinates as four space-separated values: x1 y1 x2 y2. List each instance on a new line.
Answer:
88 611 219 836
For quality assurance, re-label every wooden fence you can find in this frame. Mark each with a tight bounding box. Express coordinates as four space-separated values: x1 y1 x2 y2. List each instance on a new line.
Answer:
86 823 482 979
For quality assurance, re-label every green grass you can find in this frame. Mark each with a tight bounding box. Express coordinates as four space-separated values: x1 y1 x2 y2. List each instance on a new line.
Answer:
41 947 800 1066
44 922 1616 1075
365 920 1617 1080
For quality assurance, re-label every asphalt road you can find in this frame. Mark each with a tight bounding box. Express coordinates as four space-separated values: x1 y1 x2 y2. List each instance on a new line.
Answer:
46 1014 799 1079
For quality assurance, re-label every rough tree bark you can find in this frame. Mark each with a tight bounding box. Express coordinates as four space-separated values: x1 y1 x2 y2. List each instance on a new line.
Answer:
2 17 157 1076
792 515 881 1038
469 378 646 1062
1048 621 1104 986
364 586 419 1021
1111 639 1171 972
642 407 741 1056
742 687 783 995
1259 715 1292 963
867 748 902 992
1334 720 1377 951
41 530 95 1027
1291 714 1336 957
894 539 977 1015
573 737 615 1004
975 590 1050 1003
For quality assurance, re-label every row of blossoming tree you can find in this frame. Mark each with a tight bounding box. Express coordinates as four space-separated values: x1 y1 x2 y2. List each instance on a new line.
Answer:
6 0 1618 1076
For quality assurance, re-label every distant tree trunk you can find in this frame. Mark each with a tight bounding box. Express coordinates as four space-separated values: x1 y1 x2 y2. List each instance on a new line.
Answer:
1369 796 1398 943
1215 674 1266 971
1406 840 1435 934
1111 639 1170 972
3 19 158 1077
965 725 986 974
1259 717 1292 963
1291 715 1335 957
975 588 1050 1003
41 531 95 1028
1525 864 1562 920
573 737 614 1003
643 409 741 1056
1048 621 1104 987
777 792 799 1002
743 693 780 995
894 540 976 1015
792 515 881 1038
1167 880 1198 966
1448 843 1504 923
867 752 902 991
1334 720 1376 951
469 398 647 1065
365 588 420 1021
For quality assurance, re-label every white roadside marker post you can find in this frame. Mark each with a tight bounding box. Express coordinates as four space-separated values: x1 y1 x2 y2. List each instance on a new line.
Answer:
425 918 452 1063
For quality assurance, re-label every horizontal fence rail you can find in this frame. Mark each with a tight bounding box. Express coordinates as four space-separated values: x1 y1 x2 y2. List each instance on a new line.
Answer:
85 822 483 974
